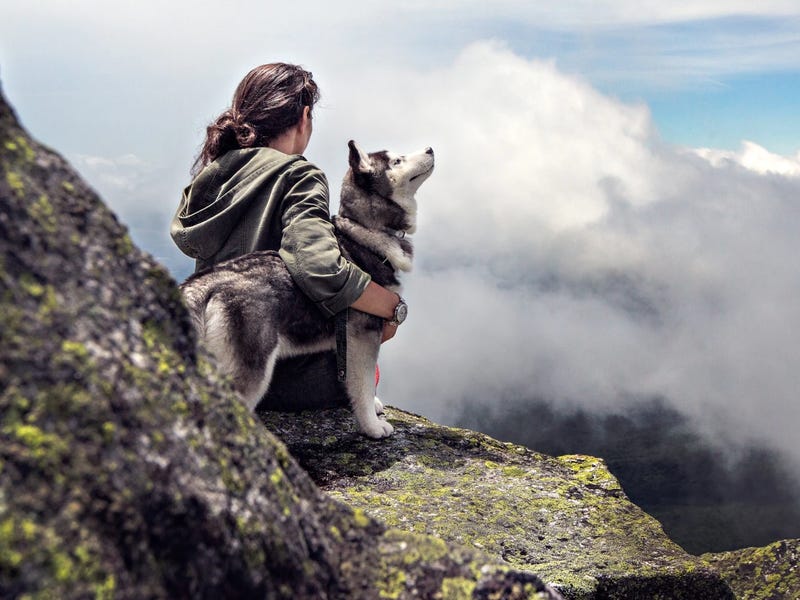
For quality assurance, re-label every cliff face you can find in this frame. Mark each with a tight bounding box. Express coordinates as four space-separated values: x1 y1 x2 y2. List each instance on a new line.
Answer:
0 80 560 599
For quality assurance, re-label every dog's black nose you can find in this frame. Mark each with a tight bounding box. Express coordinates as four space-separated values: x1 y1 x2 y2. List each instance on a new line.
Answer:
425 147 434 155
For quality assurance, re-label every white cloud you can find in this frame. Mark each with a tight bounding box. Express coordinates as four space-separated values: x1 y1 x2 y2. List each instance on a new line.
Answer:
70 151 189 272
335 42 800 471
693 141 800 176
328 42 659 233
74 153 147 192
396 0 800 27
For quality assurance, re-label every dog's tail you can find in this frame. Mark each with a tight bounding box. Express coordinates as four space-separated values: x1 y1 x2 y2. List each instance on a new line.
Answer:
179 280 211 336
179 280 237 365
179 280 247 397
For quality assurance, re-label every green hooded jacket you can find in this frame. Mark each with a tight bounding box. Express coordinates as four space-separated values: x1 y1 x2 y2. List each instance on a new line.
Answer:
170 147 370 318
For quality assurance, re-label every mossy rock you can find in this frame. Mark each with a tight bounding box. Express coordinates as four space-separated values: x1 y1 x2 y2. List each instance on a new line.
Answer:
703 538 799 600
261 407 734 599
0 77 562 598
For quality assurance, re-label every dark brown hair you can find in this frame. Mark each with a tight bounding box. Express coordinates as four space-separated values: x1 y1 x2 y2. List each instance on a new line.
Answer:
192 63 320 174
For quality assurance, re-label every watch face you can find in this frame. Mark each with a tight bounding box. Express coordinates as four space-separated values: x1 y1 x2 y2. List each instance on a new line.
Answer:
395 301 408 324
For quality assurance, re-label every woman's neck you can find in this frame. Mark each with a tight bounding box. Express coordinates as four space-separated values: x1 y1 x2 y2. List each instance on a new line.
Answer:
268 121 308 155
268 134 298 155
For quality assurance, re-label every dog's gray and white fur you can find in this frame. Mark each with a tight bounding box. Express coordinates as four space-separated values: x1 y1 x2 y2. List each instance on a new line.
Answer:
180 141 434 438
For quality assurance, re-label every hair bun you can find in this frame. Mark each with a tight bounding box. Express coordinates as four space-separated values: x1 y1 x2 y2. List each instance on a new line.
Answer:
234 121 256 147
211 109 256 148
215 109 237 130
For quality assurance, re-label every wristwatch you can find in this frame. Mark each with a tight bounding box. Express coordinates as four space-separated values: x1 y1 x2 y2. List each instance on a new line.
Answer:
388 297 408 326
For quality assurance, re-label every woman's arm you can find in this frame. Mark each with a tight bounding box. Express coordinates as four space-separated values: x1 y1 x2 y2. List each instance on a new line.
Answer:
279 162 371 316
350 281 403 342
279 160 403 341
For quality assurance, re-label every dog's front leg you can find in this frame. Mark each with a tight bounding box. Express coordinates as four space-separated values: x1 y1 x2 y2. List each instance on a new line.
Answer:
346 330 394 438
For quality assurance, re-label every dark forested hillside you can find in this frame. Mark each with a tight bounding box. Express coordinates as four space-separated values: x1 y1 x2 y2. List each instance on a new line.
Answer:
456 397 800 554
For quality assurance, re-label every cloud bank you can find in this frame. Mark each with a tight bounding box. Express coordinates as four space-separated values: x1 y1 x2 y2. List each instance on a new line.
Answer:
323 42 800 471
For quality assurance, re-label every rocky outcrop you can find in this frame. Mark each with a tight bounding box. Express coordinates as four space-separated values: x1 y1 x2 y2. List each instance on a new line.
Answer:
0 79 561 599
261 407 735 599
703 539 799 600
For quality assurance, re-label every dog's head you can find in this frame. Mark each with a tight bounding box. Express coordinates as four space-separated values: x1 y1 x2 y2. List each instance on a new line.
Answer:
347 140 435 199
340 140 434 234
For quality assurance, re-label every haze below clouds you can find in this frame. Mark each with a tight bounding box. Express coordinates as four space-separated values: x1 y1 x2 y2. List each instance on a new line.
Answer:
2 3 800 473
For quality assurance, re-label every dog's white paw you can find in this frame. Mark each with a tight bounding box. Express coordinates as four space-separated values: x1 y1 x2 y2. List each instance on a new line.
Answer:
374 396 385 415
360 417 394 439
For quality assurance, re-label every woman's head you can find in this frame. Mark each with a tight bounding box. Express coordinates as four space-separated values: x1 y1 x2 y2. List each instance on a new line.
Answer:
194 63 320 172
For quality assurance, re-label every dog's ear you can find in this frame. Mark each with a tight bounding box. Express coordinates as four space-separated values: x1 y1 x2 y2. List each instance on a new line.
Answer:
348 140 372 174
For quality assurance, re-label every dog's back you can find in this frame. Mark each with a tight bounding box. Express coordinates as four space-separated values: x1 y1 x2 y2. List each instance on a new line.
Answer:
181 251 335 403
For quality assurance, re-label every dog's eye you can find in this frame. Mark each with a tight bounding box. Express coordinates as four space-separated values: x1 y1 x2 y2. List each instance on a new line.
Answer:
392 158 402 166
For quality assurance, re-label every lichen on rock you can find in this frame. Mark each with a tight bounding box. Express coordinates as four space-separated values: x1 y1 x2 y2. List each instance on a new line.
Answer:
261 407 735 599
702 538 799 600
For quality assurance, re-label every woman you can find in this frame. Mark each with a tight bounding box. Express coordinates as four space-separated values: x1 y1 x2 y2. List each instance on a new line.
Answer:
170 63 403 409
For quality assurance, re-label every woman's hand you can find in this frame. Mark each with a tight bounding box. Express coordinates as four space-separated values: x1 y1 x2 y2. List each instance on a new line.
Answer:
381 321 398 343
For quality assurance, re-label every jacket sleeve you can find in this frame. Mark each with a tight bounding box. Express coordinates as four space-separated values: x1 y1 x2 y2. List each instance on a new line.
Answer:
278 160 371 317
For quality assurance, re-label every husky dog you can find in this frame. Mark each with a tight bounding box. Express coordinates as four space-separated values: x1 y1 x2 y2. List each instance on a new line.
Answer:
180 141 434 438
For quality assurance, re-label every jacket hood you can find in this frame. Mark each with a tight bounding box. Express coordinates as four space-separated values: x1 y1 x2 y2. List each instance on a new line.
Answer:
170 148 301 260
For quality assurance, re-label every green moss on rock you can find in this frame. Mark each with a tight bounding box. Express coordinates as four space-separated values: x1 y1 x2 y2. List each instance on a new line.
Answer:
703 538 799 600
5 169 24 197
28 194 57 233
261 407 734 599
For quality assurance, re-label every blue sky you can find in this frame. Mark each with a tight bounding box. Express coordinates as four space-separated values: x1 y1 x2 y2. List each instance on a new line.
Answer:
492 13 800 153
646 70 800 153
2 2 800 468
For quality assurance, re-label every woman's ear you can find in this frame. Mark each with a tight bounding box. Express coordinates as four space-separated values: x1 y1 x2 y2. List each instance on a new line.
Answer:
299 106 312 132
